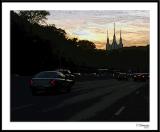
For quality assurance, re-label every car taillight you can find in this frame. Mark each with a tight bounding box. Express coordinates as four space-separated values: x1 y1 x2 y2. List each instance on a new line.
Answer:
50 80 56 86
30 80 33 85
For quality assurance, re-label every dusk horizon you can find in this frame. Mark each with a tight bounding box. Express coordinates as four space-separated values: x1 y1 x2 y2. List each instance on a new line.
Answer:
47 10 149 49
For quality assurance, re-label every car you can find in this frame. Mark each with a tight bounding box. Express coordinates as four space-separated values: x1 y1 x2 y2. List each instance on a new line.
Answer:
29 71 75 95
73 73 81 78
56 69 75 81
142 73 149 80
117 73 128 81
133 73 149 81
96 69 109 77
112 72 120 79
89 73 97 76
126 73 134 81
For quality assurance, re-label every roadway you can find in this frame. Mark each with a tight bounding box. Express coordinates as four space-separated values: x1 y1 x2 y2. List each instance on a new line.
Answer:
11 76 149 121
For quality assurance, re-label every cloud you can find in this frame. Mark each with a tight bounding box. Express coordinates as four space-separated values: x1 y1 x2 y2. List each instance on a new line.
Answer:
47 10 149 49
73 30 90 36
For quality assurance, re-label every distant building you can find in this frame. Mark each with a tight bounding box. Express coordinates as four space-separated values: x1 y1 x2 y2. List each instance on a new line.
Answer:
106 23 123 51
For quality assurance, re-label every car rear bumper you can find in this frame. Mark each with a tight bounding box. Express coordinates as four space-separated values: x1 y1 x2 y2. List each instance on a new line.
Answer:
30 86 56 94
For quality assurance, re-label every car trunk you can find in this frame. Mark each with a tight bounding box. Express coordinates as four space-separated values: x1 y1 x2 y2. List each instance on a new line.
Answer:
32 78 52 87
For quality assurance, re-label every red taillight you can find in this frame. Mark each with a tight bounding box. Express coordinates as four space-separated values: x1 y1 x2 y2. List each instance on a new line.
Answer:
50 80 56 86
30 80 33 85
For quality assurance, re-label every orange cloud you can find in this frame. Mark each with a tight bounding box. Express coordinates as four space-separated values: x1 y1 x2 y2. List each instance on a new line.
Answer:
47 10 150 49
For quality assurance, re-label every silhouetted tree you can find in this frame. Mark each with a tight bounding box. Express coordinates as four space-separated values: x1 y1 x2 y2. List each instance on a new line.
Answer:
18 10 50 24
77 40 96 50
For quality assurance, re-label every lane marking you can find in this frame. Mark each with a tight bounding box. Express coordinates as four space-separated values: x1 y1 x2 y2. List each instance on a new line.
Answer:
114 106 125 116
68 83 144 121
12 104 33 111
41 81 139 113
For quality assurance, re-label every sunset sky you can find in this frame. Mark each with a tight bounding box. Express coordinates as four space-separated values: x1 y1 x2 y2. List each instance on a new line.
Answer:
46 10 149 49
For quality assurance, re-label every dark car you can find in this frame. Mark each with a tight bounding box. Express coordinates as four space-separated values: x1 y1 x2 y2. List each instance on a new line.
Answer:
117 73 128 81
127 73 134 81
73 73 81 77
96 69 109 77
56 69 75 81
29 71 75 95
73 73 81 79
112 72 120 79
133 73 149 81
142 73 149 80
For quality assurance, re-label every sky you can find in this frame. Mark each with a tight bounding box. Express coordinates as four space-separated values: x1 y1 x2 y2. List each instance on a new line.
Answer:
46 10 149 49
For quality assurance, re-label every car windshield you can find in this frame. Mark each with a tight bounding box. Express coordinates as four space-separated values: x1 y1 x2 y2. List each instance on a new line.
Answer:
62 71 69 74
34 71 65 78
59 70 71 74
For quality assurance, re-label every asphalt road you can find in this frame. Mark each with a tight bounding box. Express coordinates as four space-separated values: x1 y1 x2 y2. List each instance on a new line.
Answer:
11 76 149 122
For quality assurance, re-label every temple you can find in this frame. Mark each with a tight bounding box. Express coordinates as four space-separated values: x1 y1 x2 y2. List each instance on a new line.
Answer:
106 23 123 51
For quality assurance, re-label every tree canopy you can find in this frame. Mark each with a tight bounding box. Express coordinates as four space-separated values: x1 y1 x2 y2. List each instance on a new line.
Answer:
77 40 96 50
18 11 50 24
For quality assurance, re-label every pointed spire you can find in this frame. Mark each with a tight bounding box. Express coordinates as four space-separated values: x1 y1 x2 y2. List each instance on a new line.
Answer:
114 22 115 35
107 29 109 38
107 29 109 44
119 29 123 48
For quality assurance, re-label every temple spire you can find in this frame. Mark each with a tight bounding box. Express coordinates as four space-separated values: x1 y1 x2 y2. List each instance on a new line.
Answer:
107 29 109 38
114 22 115 35
106 29 110 51
119 29 123 48
107 29 109 44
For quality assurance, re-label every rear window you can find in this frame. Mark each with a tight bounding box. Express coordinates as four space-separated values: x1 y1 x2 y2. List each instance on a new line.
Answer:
34 71 65 78
59 70 71 74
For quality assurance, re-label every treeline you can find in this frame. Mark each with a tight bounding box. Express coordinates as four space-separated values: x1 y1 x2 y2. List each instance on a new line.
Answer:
106 46 149 72
11 11 149 75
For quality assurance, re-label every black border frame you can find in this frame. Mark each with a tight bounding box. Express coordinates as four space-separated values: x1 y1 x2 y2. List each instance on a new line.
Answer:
0 0 159 2
1 0 159 131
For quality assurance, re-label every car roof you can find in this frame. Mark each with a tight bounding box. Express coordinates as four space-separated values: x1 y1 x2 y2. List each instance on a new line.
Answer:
36 71 63 75
40 71 60 73
34 71 65 78
56 69 70 71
